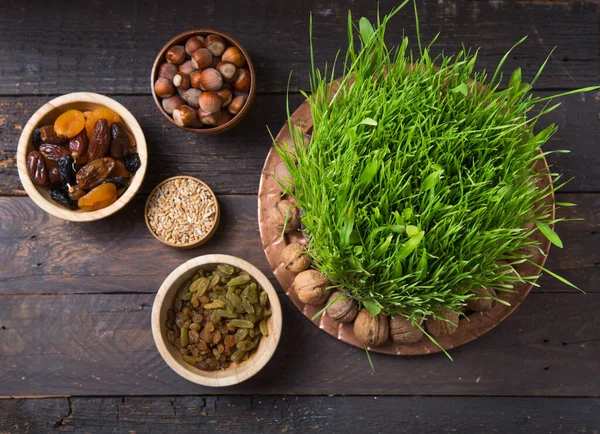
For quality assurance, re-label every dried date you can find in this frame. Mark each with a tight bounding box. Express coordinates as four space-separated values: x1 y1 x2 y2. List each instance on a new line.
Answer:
46 159 61 186
39 125 68 144
39 144 69 162
109 122 129 160
87 119 110 161
26 151 47 185
68 129 89 159
76 157 115 190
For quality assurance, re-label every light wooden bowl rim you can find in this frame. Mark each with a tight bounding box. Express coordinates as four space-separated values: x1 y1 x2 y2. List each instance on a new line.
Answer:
16 92 148 222
151 254 282 387
150 28 256 135
144 175 220 248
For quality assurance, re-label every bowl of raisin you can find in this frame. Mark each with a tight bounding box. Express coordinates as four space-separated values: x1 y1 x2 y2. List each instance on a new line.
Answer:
152 254 282 387
17 92 147 222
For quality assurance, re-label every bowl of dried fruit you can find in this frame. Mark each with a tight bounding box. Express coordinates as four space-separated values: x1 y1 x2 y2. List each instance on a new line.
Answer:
151 29 256 134
17 92 147 222
152 254 282 387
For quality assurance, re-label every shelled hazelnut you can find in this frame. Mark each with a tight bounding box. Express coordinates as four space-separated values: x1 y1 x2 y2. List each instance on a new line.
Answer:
154 33 252 130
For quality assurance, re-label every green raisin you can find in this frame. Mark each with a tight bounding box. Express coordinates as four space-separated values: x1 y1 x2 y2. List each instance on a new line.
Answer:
190 277 210 294
180 292 193 301
231 349 246 362
180 325 189 347
260 291 269 306
228 274 251 287
243 299 255 314
204 300 226 309
183 355 197 366
230 319 254 328
236 340 256 351
217 309 238 319
234 328 248 342
259 319 269 336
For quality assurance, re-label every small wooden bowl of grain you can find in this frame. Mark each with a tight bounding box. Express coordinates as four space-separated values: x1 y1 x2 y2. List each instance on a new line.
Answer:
145 176 220 248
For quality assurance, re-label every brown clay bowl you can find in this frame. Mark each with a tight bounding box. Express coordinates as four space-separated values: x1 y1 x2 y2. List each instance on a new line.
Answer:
151 29 256 135
17 92 148 222
151 254 282 387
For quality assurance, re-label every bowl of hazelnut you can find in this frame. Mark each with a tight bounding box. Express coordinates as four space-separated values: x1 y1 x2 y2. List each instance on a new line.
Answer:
151 30 256 134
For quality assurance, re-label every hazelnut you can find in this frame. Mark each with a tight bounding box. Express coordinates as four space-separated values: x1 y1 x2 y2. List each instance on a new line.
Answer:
234 68 251 92
217 61 237 83
216 88 232 107
173 105 198 127
166 45 186 65
353 309 389 347
274 161 294 191
173 73 190 90
178 88 201 108
191 48 213 70
199 68 223 92
178 60 197 75
199 108 221 125
326 291 358 323
281 243 310 273
390 317 424 344
228 95 246 115
185 36 205 55
154 78 175 98
293 269 330 305
199 91 222 113
158 62 178 80
222 46 245 67
270 199 300 233
466 287 497 312
162 95 185 115
205 34 226 57
214 109 233 127
190 71 204 89
425 308 459 338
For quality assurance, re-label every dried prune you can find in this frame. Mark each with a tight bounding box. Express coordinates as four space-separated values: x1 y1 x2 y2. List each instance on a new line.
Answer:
40 144 69 162
49 186 77 209
58 155 75 186
124 152 141 174
39 125 67 144
76 157 115 190
109 122 129 160
68 129 88 159
32 127 43 150
27 151 47 185
54 110 85 138
100 177 128 190
87 119 110 161
77 183 117 211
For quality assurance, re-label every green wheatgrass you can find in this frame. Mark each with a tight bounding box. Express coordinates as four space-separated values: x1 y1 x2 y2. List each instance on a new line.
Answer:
275 2 597 331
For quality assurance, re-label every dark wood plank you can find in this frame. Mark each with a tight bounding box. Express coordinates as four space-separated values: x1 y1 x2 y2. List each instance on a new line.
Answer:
0 193 597 295
0 291 598 396
1 396 598 433
0 0 597 95
2 90 599 196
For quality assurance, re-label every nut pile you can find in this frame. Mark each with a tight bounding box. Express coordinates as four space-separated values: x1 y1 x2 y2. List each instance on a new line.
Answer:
146 177 218 246
155 33 251 129
26 107 141 211
165 263 271 371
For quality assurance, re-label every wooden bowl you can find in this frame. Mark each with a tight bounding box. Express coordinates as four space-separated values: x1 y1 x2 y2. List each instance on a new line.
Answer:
151 29 256 135
144 176 220 248
16 92 147 222
151 254 282 387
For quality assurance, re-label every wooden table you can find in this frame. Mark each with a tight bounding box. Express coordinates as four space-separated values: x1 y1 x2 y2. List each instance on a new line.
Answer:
1 1 598 432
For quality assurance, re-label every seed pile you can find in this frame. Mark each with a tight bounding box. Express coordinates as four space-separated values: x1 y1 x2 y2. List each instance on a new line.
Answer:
147 177 217 246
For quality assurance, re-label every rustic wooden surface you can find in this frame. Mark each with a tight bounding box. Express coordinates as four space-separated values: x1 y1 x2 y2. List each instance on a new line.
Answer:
0 0 598 432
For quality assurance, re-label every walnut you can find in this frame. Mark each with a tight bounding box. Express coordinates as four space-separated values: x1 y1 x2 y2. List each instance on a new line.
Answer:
293 269 330 305
425 308 459 337
353 308 389 347
270 199 300 233
466 287 497 312
390 316 424 344
281 243 310 273
274 162 294 192
326 291 358 323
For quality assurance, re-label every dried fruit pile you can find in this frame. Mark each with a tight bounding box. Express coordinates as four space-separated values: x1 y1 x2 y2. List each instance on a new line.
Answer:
154 33 251 128
27 107 141 211
165 264 271 371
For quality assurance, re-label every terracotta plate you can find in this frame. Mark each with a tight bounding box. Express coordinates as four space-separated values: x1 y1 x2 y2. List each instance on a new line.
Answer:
258 96 555 355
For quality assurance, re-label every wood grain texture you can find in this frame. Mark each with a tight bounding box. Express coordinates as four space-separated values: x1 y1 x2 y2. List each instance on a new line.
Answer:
2 91 599 196
0 194 597 296
0 0 597 94
1 396 599 433
0 291 598 397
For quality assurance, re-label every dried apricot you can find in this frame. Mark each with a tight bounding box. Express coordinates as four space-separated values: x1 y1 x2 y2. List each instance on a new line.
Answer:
78 183 117 211
54 110 85 138
85 107 121 138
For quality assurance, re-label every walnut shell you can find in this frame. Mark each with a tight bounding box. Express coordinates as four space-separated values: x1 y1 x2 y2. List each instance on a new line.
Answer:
293 269 330 305
390 317 424 344
326 291 358 323
281 243 310 273
274 162 294 192
466 287 497 312
270 199 300 233
353 308 389 347
425 308 459 338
